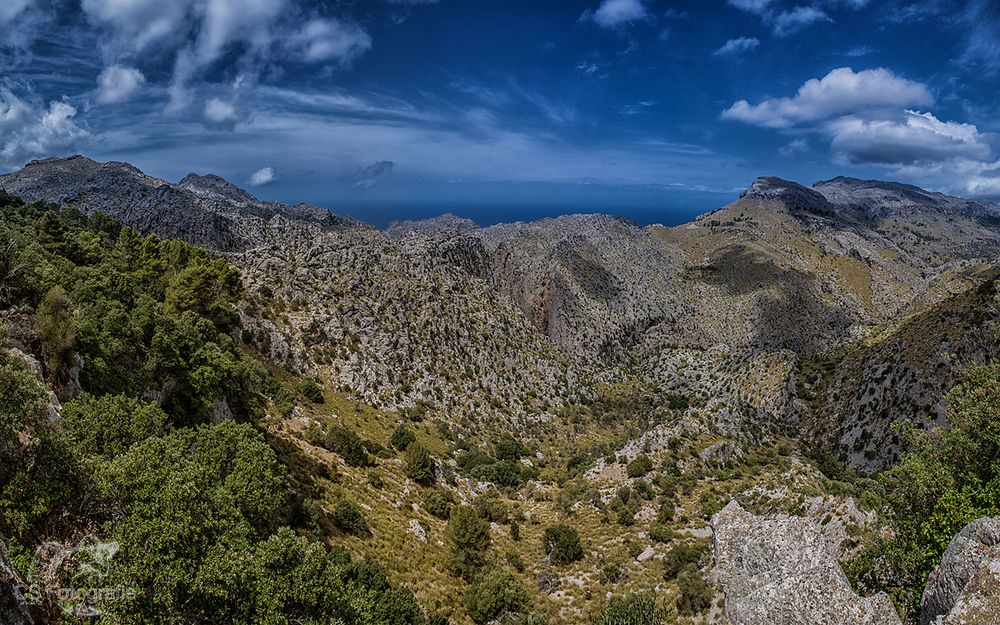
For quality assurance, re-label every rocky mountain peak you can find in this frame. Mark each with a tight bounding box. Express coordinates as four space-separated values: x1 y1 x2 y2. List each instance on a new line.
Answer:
178 172 259 206
812 176 996 219
385 213 480 239
739 175 838 216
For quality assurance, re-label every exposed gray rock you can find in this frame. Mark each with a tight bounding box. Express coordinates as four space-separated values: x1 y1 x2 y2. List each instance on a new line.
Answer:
921 517 1000 625
407 519 428 544
712 500 901 625
385 213 479 239
0 156 368 252
741 176 840 217
813 176 1000 221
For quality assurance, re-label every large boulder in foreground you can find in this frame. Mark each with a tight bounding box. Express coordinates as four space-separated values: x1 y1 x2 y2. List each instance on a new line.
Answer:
921 517 1000 625
712 501 900 625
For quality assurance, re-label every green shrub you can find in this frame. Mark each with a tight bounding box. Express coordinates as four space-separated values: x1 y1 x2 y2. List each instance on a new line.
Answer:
325 426 372 467
506 549 525 572
616 507 634 526
594 591 664 625
422 489 453 519
626 454 653 478
648 523 674 544
663 541 708 580
676 569 713 615
61 393 167 459
331 499 370 537
96 422 285 622
600 560 624 584
464 568 530 624
848 360 1000 619
35 285 75 367
510 519 521 541
655 500 675 524
446 506 492 580
404 442 435 485
633 479 654 500
542 524 583 565
300 380 324 403
390 425 417 452
474 492 509 523
494 435 530 462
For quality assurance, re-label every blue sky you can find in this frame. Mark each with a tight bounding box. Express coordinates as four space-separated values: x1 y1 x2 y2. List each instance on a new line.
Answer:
1 0 999 226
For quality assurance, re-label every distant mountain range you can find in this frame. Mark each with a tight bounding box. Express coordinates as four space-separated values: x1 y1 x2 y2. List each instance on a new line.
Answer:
3 155 1000 471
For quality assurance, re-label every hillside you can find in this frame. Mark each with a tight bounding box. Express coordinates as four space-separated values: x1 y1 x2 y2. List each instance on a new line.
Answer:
1 157 999 625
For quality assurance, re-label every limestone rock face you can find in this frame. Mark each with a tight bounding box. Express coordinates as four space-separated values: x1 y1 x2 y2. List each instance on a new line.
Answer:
921 517 1000 625
712 501 901 625
740 176 839 217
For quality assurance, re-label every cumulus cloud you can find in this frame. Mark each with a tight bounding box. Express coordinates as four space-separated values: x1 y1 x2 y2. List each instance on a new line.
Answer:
1 97 90 166
714 36 760 56
828 110 990 165
721 65 999 196
0 89 32 135
288 18 372 64
585 0 648 29
248 166 277 186
351 160 395 188
96 66 146 104
721 67 932 128
203 97 240 130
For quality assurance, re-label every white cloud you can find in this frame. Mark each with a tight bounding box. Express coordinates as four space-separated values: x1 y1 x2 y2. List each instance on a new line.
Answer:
721 66 999 195
248 166 277 186
588 0 647 28
729 0 867 35
721 67 932 128
193 0 287 66
714 36 760 56
828 110 990 165
0 0 33 24
203 97 239 130
771 6 830 35
351 160 395 189
80 0 374 114
96 66 146 104
288 18 372 64
1 98 90 166
81 0 191 55
779 137 809 156
0 89 32 135
728 0 773 13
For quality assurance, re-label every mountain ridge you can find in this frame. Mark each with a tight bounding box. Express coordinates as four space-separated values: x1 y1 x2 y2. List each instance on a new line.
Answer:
3 155 1000 469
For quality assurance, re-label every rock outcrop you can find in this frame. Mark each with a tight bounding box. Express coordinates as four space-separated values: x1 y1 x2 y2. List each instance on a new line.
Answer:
712 501 901 625
921 517 1000 625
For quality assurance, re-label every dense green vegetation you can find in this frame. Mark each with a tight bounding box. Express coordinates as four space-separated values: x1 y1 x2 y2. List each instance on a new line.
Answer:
0 193 432 624
847 361 1000 620
542 524 584 565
